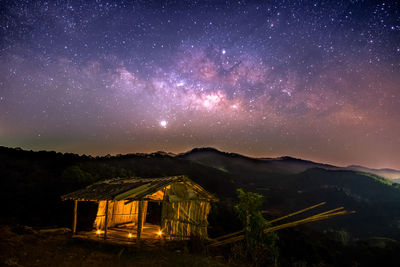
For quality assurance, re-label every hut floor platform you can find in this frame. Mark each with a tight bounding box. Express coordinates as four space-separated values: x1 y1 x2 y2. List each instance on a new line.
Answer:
73 223 163 246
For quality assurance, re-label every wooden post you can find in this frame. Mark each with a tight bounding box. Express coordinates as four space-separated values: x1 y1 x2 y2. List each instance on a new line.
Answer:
104 200 109 240
72 200 78 235
137 200 143 240
130 201 135 240
161 187 168 240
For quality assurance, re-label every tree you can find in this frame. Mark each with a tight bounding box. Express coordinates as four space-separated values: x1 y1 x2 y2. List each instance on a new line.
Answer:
234 188 279 266
60 165 94 192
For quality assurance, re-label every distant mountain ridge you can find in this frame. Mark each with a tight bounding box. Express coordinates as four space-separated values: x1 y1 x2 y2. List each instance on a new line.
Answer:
346 165 400 180
5 145 400 181
180 147 400 181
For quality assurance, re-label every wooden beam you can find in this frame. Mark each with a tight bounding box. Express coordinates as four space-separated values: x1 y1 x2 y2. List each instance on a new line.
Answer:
213 229 243 241
104 200 109 240
72 200 78 235
209 209 355 247
137 200 143 240
213 202 326 242
268 202 326 224
307 207 344 219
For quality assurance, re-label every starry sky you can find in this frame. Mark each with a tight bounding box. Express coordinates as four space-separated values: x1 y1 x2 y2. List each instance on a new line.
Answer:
1 0 400 169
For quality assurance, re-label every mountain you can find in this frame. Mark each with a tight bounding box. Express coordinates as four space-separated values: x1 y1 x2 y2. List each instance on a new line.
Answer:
181 147 400 181
347 165 400 181
179 147 340 177
180 147 400 239
2 146 400 241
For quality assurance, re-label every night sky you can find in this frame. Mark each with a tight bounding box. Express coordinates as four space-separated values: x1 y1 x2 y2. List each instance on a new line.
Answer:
1 0 399 169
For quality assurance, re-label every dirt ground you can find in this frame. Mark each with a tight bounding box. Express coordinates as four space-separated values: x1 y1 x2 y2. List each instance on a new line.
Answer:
0 225 228 267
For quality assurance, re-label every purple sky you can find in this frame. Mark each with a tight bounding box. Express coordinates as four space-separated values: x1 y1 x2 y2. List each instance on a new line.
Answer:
1 0 399 169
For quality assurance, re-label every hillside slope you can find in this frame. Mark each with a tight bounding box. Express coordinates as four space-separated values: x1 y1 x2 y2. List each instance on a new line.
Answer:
0 146 237 228
2 146 400 240
180 148 400 239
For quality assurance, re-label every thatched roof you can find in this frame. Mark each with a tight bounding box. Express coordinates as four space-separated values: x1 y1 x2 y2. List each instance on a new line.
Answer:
61 175 217 202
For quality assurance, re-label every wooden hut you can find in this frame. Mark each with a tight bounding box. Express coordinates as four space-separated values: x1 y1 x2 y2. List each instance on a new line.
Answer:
62 175 218 241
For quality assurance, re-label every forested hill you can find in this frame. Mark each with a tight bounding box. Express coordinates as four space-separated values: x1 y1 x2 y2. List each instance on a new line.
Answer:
2 146 400 242
0 146 237 227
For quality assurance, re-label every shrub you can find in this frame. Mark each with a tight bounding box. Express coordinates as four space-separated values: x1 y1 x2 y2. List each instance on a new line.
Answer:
234 188 279 266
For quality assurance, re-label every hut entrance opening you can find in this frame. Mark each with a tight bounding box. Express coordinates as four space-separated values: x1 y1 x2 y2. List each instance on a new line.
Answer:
92 199 162 240
76 201 97 232
146 201 162 225
92 187 165 240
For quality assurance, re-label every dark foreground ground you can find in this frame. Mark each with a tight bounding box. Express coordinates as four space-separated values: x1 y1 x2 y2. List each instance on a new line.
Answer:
3 225 400 266
0 225 229 267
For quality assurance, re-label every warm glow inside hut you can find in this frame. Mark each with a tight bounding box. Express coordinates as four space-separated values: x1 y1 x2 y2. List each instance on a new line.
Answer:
61 176 218 241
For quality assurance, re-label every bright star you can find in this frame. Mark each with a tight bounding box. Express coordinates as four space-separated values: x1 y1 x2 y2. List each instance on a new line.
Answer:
222 49 226 55
160 120 167 128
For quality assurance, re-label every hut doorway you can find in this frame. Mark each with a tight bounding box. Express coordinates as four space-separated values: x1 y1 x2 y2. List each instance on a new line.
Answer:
76 201 97 231
146 201 162 225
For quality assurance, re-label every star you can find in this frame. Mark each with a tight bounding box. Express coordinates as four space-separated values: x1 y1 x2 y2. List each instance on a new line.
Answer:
160 120 167 128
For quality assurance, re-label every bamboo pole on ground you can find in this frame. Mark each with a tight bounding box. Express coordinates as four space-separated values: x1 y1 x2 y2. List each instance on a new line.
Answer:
306 207 344 219
212 202 326 242
211 229 243 242
209 209 355 247
264 210 355 234
268 202 326 224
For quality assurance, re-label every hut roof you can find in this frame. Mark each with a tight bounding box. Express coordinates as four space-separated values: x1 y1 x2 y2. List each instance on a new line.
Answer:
61 175 218 202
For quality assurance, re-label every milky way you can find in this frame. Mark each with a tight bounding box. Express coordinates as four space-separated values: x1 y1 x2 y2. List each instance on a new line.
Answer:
1 0 400 169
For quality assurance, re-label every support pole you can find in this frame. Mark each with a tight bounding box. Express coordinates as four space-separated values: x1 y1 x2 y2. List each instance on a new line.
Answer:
72 200 78 235
104 200 109 240
137 200 143 240
161 188 167 240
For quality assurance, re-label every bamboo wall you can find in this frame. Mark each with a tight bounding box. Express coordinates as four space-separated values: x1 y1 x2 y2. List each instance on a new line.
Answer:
94 200 148 229
161 200 211 239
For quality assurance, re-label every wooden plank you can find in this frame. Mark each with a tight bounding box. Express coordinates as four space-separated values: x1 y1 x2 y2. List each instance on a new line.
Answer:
73 200 78 235
104 200 109 240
